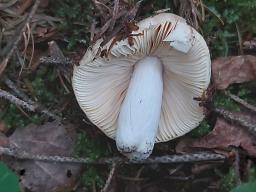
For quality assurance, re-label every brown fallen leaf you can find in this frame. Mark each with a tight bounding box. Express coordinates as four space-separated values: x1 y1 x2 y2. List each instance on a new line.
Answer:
212 55 256 89
3 121 82 192
39 0 49 8
0 133 9 148
0 121 7 133
190 118 256 157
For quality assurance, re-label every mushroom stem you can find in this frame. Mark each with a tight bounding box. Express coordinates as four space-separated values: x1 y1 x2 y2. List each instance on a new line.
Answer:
116 56 163 161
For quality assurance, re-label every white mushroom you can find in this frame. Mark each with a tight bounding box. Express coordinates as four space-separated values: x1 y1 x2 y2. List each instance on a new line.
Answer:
72 13 211 160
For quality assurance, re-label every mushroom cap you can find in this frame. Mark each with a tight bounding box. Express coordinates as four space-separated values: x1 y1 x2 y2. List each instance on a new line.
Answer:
72 13 211 142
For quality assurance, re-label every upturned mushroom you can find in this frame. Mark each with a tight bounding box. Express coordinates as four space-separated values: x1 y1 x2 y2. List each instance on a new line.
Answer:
72 13 211 160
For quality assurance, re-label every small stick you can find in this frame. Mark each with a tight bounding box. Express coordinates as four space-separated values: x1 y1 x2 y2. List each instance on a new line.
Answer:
4 77 34 104
0 146 225 164
214 107 256 133
233 149 242 185
0 89 36 111
101 163 117 192
0 88 58 119
235 23 244 55
39 56 72 66
227 92 256 113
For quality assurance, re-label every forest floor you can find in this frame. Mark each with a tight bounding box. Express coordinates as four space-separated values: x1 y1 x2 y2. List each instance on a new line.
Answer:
0 0 256 192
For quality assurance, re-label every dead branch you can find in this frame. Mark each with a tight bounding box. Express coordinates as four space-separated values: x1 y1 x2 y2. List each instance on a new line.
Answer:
4 77 34 104
0 146 225 164
0 88 36 111
40 41 72 66
0 88 58 119
174 0 200 29
93 0 141 45
233 149 242 185
39 41 72 82
213 107 256 134
39 56 72 66
101 163 117 192
0 0 41 75
227 92 256 113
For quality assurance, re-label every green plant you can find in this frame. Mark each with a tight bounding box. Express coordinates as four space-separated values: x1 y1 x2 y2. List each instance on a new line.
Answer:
0 162 20 192
202 0 256 57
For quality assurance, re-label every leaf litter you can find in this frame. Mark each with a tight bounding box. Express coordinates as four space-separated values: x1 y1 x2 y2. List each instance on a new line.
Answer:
190 118 256 157
1 0 256 191
1 121 82 192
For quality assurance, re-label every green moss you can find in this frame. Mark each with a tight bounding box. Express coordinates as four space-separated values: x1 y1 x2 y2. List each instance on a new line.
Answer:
221 166 256 192
74 132 109 160
190 120 211 138
30 67 57 106
229 83 256 106
214 91 241 112
81 167 104 189
2 66 64 129
221 168 237 192
48 0 93 50
2 104 44 129
3 104 29 128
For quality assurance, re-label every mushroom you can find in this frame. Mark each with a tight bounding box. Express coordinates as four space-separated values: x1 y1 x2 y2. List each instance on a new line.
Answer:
72 13 211 160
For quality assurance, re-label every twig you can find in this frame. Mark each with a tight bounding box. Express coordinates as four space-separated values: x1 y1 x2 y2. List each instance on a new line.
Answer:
177 0 199 29
202 4 224 25
90 19 97 42
235 23 244 55
0 146 225 164
0 0 18 10
101 163 117 192
213 107 256 133
39 56 72 66
227 92 256 113
0 88 36 111
0 88 58 119
233 149 242 185
91 0 109 17
39 41 72 82
4 77 34 104
94 0 142 45
40 41 72 66
0 0 41 75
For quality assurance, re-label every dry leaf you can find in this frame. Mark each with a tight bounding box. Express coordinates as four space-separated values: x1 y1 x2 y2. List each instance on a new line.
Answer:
4 121 82 192
0 133 9 148
0 121 7 133
190 118 256 157
39 0 48 8
212 55 256 89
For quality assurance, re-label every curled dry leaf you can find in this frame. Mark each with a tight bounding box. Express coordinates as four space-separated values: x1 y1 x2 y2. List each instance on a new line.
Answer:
3 121 82 192
190 118 256 157
212 55 256 90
